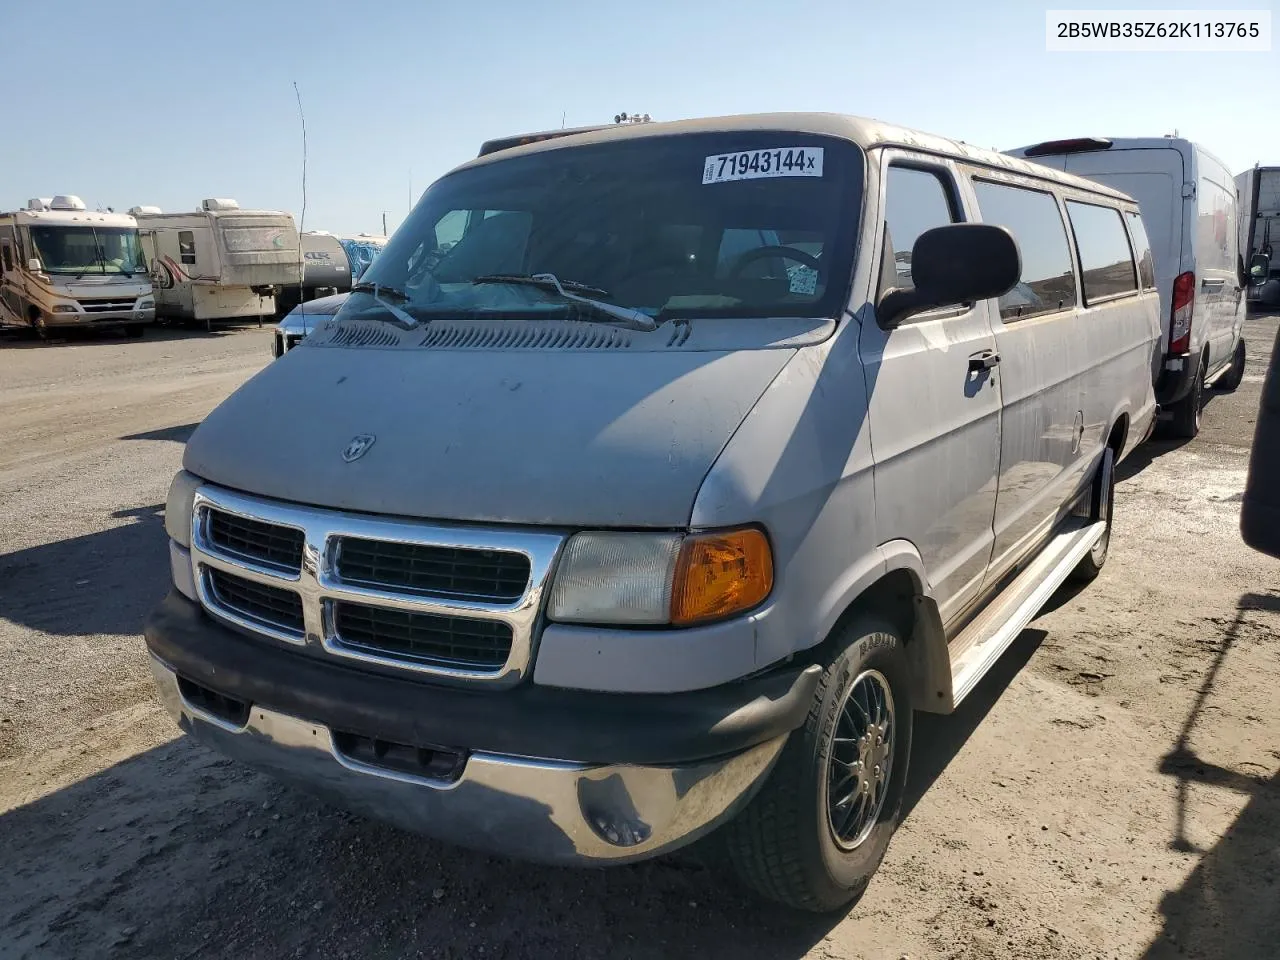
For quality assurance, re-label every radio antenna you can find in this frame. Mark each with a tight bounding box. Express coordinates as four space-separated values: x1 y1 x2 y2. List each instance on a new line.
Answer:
293 81 308 334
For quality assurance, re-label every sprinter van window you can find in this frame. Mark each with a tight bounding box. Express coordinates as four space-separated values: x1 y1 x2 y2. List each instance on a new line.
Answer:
972 180 1078 320
1123 211 1156 290
882 166 959 291
353 134 862 322
1065 201 1138 302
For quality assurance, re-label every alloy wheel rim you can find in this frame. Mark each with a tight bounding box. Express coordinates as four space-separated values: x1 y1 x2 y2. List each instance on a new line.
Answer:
826 668 896 851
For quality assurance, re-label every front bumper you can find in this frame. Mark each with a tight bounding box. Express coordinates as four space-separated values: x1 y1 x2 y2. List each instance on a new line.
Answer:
145 592 818 865
46 308 155 328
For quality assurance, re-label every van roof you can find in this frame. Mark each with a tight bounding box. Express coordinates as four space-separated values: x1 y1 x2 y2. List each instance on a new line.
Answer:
1008 136 1233 180
455 112 1135 202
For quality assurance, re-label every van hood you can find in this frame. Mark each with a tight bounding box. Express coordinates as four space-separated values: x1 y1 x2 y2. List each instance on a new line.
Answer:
184 334 796 528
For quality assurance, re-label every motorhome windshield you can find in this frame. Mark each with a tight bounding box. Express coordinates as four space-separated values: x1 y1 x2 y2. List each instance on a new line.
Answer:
29 226 146 276
348 133 863 324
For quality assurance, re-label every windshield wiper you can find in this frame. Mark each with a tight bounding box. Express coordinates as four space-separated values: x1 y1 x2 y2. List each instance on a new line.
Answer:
472 273 658 332
350 281 419 327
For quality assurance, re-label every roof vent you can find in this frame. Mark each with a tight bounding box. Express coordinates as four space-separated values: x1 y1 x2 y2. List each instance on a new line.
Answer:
202 198 240 212
49 195 87 211
26 198 52 211
129 205 163 215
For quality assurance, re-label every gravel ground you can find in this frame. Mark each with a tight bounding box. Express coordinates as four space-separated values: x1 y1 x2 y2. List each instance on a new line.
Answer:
1 316 1278 960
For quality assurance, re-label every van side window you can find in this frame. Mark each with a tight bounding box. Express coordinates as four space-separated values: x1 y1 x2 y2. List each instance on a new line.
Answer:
178 231 196 265
882 166 958 290
1065 201 1138 302
1124 212 1156 290
971 181 1078 321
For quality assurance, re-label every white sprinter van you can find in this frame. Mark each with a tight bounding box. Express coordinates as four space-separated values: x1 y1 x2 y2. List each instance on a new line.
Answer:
1007 137 1248 438
147 115 1158 911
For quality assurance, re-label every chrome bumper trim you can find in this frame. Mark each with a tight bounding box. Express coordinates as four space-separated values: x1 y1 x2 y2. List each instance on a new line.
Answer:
151 657 784 865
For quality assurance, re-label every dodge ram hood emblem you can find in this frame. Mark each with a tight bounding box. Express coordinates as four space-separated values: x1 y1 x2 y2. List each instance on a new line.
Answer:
342 434 376 463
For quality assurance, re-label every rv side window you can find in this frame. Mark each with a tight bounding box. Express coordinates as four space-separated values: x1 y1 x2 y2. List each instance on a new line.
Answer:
1065 201 1138 302
971 180 1078 321
179 231 196 265
1124 212 1156 290
882 165 960 295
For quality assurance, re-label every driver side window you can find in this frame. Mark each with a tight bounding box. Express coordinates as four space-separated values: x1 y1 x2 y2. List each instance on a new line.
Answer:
882 165 959 290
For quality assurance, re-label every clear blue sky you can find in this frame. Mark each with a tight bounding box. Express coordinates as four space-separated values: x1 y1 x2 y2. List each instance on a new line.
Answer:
3 0 1275 236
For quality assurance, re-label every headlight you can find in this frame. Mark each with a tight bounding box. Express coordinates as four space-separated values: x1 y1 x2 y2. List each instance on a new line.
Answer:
137 296 155 309
547 527 773 627
51 304 79 313
164 470 203 547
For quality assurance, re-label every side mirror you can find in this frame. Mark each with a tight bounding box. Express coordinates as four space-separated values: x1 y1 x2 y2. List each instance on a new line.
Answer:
28 258 43 273
1250 253 1270 285
878 223 1021 328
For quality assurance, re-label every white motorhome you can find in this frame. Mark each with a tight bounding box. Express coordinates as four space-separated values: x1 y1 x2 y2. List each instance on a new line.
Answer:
1007 136 1248 439
1236 165 1280 309
131 200 301 327
0 196 155 338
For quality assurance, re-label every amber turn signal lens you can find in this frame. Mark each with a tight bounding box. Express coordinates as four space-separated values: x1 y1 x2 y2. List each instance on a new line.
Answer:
670 528 773 626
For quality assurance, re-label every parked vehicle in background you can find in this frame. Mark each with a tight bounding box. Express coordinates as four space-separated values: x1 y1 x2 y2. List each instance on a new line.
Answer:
1007 136 1247 438
271 291 348 357
131 200 301 329
274 232 387 318
0 197 155 338
146 113 1157 912
1237 164 1280 310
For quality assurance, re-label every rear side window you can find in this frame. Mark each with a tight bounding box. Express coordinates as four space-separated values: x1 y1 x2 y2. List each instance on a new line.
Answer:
972 180 1078 320
883 166 958 290
178 231 196 265
1065 201 1138 302
1124 212 1156 290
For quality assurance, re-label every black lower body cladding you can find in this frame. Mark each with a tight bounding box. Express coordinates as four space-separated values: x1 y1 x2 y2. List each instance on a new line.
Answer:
143 590 820 766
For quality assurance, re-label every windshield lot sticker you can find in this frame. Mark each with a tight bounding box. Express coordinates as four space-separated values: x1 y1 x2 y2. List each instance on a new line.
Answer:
702 147 824 184
788 264 818 295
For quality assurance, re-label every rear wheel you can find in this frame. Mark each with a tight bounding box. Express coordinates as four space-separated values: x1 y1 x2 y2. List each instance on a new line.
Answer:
1070 447 1116 584
723 619 913 912
1165 357 1205 439
1215 339 1246 393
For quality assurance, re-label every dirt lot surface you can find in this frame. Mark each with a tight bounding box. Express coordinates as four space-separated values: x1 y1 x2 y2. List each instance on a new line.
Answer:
1 317 1278 960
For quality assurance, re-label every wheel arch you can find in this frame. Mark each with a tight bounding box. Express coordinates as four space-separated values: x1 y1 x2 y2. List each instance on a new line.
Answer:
808 540 954 715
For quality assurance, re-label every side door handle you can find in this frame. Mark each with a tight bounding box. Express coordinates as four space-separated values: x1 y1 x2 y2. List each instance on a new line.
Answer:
968 350 1000 373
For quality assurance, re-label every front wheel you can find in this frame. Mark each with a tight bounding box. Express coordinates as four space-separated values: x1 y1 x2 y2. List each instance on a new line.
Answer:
1215 339 1246 393
723 619 913 912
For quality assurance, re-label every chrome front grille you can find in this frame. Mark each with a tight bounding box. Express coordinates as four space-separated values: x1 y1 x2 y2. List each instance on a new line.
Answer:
189 485 563 686
78 298 137 312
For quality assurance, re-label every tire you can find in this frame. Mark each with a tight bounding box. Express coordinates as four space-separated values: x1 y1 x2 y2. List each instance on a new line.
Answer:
33 314 51 341
125 324 145 338
723 619 913 912
1164 357 1205 439
1214 339 1246 393
1070 447 1115 584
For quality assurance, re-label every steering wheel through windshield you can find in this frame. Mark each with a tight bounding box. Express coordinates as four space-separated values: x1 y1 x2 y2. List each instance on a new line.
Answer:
727 245 821 277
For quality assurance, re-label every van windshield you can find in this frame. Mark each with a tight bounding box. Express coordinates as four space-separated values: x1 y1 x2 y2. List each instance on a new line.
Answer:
349 132 863 324
29 226 146 276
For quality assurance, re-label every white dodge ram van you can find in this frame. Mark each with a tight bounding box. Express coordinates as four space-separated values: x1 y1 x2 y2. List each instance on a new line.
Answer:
147 114 1158 911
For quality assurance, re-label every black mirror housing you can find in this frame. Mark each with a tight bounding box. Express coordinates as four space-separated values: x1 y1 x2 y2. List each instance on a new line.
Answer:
878 223 1021 328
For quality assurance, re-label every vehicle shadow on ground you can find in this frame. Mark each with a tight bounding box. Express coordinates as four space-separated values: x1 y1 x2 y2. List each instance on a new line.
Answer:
0 322 266 349
1140 590 1280 959
1117 435 1192 483
903 628 1046 820
0 734 838 960
120 423 200 444
0 503 169 638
